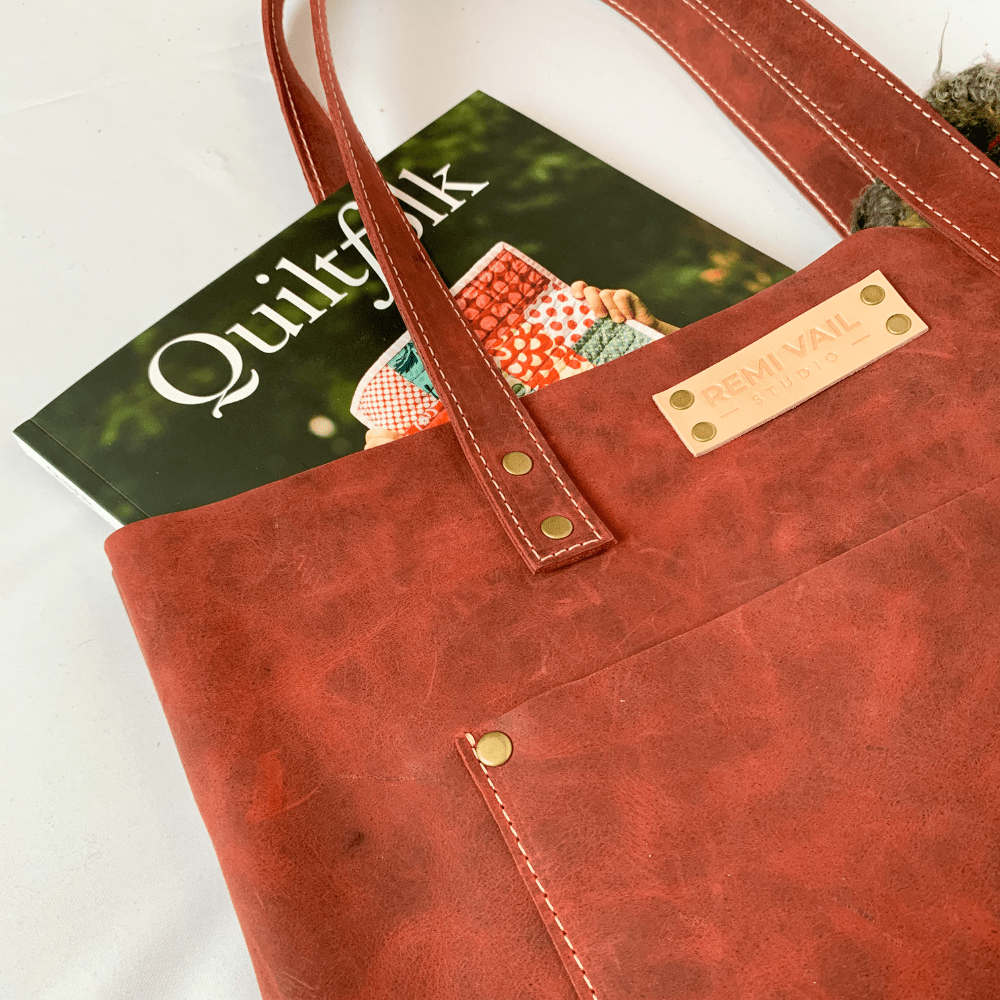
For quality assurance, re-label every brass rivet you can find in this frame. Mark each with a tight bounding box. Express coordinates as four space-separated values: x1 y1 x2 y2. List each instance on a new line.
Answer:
860 284 886 306
669 389 695 410
540 515 573 539
691 421 717 442
886 313 912 335
501 451 533 476
475 731 513 767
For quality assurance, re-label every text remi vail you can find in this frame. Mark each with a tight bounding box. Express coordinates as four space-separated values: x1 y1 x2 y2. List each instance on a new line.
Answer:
700 312 862 409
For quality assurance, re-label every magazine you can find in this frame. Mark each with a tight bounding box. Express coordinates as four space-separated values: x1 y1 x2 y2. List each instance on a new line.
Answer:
14 91 792 526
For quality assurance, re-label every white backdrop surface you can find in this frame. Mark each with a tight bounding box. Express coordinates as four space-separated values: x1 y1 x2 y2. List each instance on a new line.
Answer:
1 0 995 996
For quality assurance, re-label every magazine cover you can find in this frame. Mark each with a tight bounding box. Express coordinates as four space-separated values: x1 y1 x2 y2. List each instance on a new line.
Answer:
15 91 792 526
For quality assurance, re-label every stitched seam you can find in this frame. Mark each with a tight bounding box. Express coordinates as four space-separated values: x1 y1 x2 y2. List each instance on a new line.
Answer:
270 0 323 198
604 0 854 233
398 249 608 552
464 734 600 999
779 0 1000 179
312 5 605 559
656 0 1000 263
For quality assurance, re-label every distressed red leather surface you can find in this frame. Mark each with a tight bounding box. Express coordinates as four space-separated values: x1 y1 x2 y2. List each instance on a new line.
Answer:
102 0 1000 995
106 227 1000 998
460 476 1000 999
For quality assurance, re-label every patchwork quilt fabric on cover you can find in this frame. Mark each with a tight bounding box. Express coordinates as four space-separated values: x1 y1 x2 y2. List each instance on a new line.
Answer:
350 243 662 434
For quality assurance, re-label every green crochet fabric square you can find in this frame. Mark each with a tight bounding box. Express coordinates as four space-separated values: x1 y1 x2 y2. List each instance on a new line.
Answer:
572 317 655 366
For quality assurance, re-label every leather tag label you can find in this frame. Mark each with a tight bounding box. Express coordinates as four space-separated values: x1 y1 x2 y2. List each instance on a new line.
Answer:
653 271 927 456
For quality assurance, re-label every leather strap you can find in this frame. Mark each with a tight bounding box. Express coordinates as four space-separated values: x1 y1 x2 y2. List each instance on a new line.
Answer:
264 6 617 573
263 0 347 202
607 0 1000 274
297 0 617 574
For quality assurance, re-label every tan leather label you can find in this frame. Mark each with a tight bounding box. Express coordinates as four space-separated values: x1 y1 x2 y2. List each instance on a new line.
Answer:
653 271 927 456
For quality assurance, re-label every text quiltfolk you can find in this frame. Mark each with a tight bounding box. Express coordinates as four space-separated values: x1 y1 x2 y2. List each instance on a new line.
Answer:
147 165 488 418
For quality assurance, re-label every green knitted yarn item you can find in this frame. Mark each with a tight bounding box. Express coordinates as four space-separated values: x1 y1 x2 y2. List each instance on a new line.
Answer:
850 60 999 232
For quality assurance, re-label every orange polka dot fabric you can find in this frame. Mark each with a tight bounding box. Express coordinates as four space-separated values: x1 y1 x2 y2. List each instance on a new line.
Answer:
353 366 437 437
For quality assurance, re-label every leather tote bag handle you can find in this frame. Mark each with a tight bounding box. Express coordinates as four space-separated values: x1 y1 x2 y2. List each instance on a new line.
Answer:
267 0 1000 265
267 0 621 576
262 0 1000 572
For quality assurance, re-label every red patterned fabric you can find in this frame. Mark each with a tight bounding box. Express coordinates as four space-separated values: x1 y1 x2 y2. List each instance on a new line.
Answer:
352 366 437 436
493 290 596 389
454 248 552 350
354 245 604 437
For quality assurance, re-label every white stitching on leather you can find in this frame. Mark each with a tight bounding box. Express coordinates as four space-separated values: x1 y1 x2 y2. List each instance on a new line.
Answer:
312 4 606 560
604 0 854 234
401 242 608 553
269 0 323 198
606 0 999 264
780 0 1000 179
465 734 600 999
663 0 1000 264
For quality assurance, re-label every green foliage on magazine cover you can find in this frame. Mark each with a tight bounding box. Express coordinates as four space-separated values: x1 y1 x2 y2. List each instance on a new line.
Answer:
17 92 791 524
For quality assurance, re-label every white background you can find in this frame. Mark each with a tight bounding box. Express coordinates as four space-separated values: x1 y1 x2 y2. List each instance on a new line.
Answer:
1 0 995 996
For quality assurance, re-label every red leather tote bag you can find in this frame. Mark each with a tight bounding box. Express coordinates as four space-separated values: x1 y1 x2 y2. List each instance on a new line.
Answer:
105 0 1000 997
